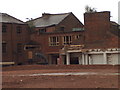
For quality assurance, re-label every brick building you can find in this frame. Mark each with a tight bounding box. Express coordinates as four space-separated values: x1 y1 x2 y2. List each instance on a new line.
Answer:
1 11 120 65
1 13 30 65
61 11 120 65
26 12 84 64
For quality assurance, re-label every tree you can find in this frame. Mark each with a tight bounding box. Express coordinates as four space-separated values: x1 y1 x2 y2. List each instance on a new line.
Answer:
26 18 36 34
85 5 97 13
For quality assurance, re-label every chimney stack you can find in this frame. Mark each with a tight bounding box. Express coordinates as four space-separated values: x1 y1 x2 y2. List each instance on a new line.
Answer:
42 13 51 18
84 11 111 44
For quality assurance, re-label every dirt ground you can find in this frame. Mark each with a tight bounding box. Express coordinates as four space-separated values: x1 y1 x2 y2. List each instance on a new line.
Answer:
1 65 120 88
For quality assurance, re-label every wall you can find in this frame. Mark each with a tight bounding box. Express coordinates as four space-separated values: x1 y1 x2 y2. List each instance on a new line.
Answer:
84 11 111 49
55 13 84 32
2 23 30 64
31 31 84 64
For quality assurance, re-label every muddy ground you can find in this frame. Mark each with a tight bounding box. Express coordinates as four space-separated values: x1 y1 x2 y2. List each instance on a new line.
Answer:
1 65 120 88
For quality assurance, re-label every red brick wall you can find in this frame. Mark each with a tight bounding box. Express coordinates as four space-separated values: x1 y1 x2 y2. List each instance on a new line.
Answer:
84 11 120 49
56 13 84 32
2 23 13 62
31 31 84 55
2 23 30 64
84 11 112 48
30 12 84 62
84 11 110 43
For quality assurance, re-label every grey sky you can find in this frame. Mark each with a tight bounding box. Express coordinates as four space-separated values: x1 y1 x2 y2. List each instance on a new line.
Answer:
118 1 120 24
0 0 119 23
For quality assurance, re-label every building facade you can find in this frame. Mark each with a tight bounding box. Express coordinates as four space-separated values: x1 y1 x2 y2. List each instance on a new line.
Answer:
25 12 84 65
1 11 120 65
1 13 30 65
60 11 120 65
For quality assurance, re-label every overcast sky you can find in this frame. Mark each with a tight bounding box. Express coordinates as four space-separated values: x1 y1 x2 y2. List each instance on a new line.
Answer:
0 0 119 24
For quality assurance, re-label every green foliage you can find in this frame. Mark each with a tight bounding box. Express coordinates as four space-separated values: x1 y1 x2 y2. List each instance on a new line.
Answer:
85 5 97 13
26 18 36 33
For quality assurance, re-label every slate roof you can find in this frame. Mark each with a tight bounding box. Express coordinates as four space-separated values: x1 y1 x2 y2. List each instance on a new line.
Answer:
27 12 71 27
0 13 24 24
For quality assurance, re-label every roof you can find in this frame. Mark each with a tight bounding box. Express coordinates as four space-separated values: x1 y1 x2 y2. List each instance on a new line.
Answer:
27 12 71 27
111 21 119 26
0 13 25 24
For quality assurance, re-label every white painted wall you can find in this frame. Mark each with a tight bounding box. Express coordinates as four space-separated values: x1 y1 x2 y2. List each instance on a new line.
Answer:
90 54 104 64
66 49 120 65
107 53 120 65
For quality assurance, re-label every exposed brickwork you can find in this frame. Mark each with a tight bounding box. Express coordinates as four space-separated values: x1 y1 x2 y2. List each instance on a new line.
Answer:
84 11 120 49
2 11 120 65
2 23 30 64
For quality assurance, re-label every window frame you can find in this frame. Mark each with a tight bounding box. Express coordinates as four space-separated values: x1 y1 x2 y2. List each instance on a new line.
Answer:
75 34 81 39
2 25 7 33
17 43 22 53
49 36 59 46
63 36 72 45
16 26 22 34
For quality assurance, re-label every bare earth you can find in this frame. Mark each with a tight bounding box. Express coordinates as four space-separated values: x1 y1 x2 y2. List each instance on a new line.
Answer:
1 65 120 88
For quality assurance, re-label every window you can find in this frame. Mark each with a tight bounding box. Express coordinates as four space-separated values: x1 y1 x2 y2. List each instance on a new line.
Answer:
60 27 64 31
119 26 120 29
39 29 46 33
75 35 81 39
2 25 7 33
63 36 72 45
2 42 7 53
16 26 22 33
17 43 22 53
49 36 59 46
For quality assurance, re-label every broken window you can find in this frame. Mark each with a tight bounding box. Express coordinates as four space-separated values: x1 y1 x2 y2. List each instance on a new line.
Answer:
39 28 46 33
49 36 59 46
60 27 64 31
63 36 72 45
75 35 81 39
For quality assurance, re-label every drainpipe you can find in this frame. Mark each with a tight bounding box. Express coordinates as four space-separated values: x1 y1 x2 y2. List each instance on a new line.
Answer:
11 23 14 64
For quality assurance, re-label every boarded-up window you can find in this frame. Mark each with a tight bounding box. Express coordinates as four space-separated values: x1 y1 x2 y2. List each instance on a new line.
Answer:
28 51 33 59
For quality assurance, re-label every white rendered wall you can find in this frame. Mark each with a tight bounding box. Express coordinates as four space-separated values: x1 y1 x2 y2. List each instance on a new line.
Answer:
90 54 104 64
107 53 120 65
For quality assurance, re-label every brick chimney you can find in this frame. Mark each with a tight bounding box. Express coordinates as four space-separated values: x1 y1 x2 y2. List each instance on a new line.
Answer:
42 13 51 18
84 11 111 45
